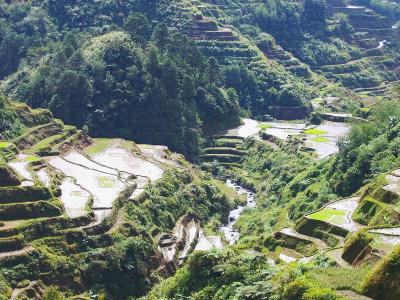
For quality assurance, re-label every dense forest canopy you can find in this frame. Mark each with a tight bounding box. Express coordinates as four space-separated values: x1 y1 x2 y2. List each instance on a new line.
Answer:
0 1 242 159
14 27 240 158
5 0 396 152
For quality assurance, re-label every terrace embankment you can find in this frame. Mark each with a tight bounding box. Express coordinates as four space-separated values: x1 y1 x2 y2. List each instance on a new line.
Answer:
157 213 223 274
221 118 350 159
201 135 246 167
0 119 184 295
325 0 400 93
169 0 315 118
263 166 400 273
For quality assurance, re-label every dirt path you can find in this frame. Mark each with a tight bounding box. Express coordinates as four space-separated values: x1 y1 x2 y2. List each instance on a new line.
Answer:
106 208 125 234
10 281 38 300
279 247 303 263
0 220 22 231
325 248 350 268
336 290 373 300
0 246 34 260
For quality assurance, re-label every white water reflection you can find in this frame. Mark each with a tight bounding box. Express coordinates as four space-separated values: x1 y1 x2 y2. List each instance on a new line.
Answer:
227 119 260 138
59 178 90 218
8 154 33 181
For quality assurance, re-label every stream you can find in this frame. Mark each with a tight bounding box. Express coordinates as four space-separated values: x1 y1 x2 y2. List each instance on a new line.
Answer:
220 179 256 244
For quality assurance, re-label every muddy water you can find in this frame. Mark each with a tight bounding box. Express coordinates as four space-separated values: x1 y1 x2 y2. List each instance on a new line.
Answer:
37 168 51 187
369 228 400 236
220 179 256 244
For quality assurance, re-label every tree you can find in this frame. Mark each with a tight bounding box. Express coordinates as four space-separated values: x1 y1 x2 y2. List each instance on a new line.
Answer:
333 13 353 35
303 0 328 26
63 32 78 50
124 13 151 40
207 57 220 85
0 31 24 79
43 287 65 300
151 23 169 51
49 70 91 126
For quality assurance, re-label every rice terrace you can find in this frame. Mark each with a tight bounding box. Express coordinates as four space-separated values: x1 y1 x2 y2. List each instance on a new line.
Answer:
0 0 400 299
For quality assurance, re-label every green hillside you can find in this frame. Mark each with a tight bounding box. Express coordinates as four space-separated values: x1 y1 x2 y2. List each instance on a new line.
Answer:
0 0 400 299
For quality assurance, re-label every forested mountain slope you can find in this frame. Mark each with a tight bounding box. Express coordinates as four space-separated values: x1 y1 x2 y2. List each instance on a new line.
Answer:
1 0 400 299
1 0 240 159
189 0 400 88
2 0 400 131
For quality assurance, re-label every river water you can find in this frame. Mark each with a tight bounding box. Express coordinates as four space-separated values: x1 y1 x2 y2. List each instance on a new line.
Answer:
220 179 256 244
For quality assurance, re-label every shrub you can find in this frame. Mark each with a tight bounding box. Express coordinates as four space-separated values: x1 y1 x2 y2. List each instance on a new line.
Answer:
283 278 311 299
0 186 51 203
362 245 400 299
0 234 24 252
0 201 62 220
42 286 66 300
302 287 342 300
342 230 373 264
0 166 20 187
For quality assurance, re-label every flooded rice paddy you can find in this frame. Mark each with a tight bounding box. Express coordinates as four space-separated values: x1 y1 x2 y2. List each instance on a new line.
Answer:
226 118 349 159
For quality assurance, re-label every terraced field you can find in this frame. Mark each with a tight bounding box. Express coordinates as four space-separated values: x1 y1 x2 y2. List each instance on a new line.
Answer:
177 0 400 113
266 197 359 264
222 118 350 159
0 120 181 298
183 0 400 106
201 135 247 167
265 167 400 271
164 0 319 119
324 0 400 94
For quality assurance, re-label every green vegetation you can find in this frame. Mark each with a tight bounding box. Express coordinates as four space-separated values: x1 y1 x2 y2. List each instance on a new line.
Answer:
0 165 20 187
258 124 273 129
265 232 319 256
1 3 243 159
363 245 400 299
84 138 113 156
0 134 235 299
312 137 330 143
329 100 400 196
342 230 374 263
305 265 372 292
212 180 247 204
308 208 347 225
304 129 328 135
97 177 117 189
144 249 345 300
0 142 11 149
0 0 400 298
